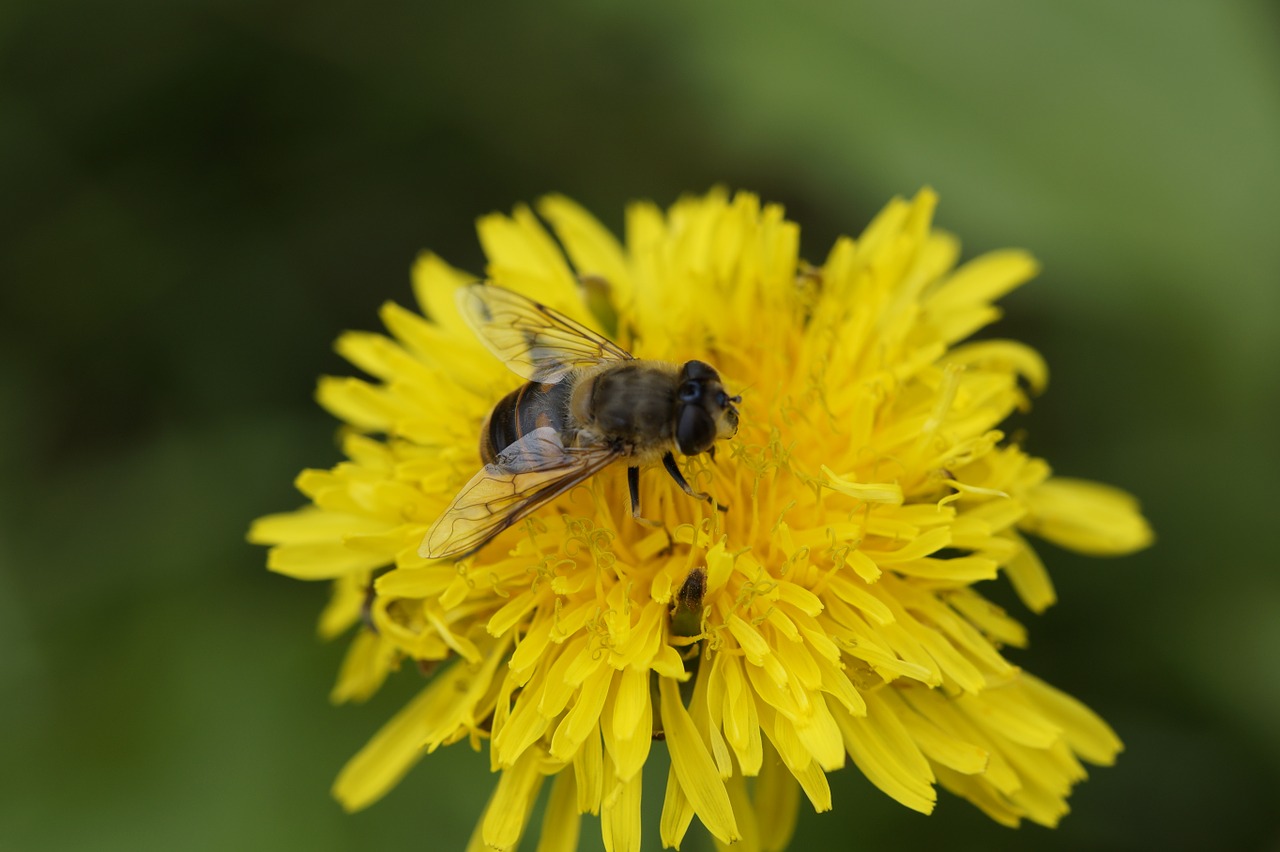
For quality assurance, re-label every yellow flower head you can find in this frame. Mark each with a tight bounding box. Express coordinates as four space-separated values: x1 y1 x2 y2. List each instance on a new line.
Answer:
250 189 1152 851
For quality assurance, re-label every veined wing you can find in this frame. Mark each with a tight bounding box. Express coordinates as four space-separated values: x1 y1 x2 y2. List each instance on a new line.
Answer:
419 427 619 559
457 283 633 383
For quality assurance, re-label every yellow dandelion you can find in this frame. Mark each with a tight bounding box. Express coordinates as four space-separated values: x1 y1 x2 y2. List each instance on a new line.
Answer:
249 188 1153 851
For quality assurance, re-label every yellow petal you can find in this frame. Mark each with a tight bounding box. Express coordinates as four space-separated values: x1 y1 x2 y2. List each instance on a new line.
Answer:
793 696 846 772
573 727 604 815
509 615 554 678
266 542 389 580
824 573 894 625
821 466 904 504
330 629 396 704
316 571 367 639
378 300 494 394
410 251 475 330
248 508 387 544
925 249 1039 313
753 743 801 852
550 663 614 761
374 564 454 600
934 764 1023 828
831 695 936 815
494 692 551 768
889 555 999 582
1003 531 1058 613
1021 673 1123 765
946 339 1049 394
333 670 456 811
487 590 540 637
315 376 395 432
604 667 654 782
482 748 544 851
659 761 696 850
720 654 763 774
726 614 772 665
945 587 1028 648
658 677 741 844
538 194 635 307
478 205 580 312
602 761 643 852
956 689 1062 750
535 771 581 852
870 527 951 563
719 773 760 852
1022 477 1154 555
335 330 425 386
890 691 989 775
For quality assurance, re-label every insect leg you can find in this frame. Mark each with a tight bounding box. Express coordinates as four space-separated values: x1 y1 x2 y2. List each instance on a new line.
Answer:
628 465 662 528
662 452 727 512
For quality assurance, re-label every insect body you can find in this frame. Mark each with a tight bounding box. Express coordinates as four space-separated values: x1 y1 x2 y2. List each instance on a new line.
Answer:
670 567 708 639
419 283 741 559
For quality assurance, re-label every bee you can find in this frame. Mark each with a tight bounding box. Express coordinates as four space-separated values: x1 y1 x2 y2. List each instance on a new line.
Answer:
419 283 742 560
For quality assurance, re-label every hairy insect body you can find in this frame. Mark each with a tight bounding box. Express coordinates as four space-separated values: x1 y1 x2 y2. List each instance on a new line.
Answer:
420 283 741 560
575 362 680 461
485 362 682 467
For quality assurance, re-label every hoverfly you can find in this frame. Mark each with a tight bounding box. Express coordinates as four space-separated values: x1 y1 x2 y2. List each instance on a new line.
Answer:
419 283 741 559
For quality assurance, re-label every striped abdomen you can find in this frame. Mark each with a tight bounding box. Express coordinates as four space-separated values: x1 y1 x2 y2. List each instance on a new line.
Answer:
479 381 575 464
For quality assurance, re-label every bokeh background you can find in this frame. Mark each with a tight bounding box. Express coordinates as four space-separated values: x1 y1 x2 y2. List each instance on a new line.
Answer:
3 2 1278 850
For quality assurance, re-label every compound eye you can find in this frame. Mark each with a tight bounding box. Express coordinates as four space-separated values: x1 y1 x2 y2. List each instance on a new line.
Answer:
678 381 701 402
676 404 716 455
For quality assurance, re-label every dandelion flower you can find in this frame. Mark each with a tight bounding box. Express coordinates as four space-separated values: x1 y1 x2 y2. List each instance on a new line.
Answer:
250 189 1152 850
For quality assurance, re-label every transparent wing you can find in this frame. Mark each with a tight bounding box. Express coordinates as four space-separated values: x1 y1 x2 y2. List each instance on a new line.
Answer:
419 426 619 559
457 283 633 383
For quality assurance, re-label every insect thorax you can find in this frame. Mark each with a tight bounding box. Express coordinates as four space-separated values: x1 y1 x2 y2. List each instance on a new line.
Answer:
573 362 678 456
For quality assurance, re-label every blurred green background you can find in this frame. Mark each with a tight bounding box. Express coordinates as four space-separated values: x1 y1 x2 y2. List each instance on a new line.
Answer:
3 1 1278 850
